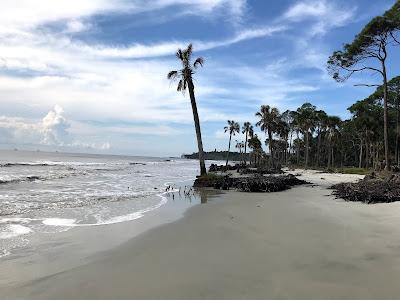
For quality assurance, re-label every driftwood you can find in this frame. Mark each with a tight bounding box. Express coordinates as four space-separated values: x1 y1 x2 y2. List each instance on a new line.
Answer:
194 174 308 193
332 173 400 204
208 164 283 175
208 164 240 172
239 167 283 175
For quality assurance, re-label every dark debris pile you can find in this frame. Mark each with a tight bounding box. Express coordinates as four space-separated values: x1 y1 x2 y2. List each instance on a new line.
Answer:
331 173 400 204
194 174 308 193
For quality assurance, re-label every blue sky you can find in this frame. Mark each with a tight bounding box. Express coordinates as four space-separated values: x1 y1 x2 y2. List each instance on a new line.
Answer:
0 0 398 156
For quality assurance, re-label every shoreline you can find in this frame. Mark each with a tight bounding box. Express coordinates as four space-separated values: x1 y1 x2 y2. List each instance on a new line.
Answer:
4 170 400 299
0 180 221 287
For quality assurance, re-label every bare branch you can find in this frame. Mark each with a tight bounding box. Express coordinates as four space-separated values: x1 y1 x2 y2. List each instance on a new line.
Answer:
390 31 400 45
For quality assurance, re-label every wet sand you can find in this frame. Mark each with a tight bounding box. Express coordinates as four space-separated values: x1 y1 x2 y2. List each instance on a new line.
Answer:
3 172 400 299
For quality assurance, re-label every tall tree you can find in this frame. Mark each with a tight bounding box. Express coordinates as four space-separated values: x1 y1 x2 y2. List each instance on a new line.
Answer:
276 119 290 165
248 134 263 166
281 110 295 160
235 140 245 164
326 116 342 168
315 110 328 167
255 105 280 167
370 76 400 166
349 97 383 169
168 44 207 176
296 103 317 168
242 122 254 165
224 120 240 166
327 2 400 170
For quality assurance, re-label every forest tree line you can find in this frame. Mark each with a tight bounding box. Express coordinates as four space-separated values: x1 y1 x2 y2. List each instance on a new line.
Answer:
224 76 400 170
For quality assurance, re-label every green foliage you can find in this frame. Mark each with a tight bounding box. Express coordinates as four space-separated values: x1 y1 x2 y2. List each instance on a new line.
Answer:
224 120 240 136
296 103 317 132
338 168 370 175
248 134 262 150
327 1 400 82
168 43 205 94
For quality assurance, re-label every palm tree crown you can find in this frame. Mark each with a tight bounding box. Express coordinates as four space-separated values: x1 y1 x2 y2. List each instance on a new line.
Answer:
255 105 280 167
225 120 240 136
224 120 240 166
242 122 254 165
167 44 204 94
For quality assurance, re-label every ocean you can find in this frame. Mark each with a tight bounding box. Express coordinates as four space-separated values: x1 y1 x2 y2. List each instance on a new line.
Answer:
0 150 203 257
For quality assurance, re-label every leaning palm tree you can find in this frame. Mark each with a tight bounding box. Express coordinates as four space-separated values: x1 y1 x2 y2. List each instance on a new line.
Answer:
168 44 206 176
242 122 254 165
224 120 240 166
255 105 280 167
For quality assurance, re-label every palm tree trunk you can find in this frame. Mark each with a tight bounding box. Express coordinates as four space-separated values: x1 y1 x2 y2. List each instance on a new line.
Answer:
327 142 331 168
396 97 400 166
382 58 390 170
268 129 274 168
226 133 232 167
359 140 363 169
305 131 309 168
188 79 206 176
296 131 300 165
244 132 248 165
317 129 321 167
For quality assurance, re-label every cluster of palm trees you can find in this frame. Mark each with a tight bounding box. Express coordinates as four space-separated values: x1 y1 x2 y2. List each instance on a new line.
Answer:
222 85 400 171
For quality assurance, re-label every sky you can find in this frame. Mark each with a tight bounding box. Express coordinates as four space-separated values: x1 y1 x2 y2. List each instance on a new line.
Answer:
0 0 399 157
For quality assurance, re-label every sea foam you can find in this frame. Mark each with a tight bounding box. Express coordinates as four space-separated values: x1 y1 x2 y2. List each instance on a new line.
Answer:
0 224 32 239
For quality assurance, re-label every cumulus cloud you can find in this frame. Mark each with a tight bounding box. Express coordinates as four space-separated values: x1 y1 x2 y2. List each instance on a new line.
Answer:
0 106 111 150
41 105 70 145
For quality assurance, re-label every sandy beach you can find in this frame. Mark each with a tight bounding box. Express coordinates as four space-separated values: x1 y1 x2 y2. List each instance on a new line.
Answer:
3 171 400 299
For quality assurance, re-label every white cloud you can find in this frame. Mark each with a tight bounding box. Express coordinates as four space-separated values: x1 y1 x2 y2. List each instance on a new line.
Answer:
65 25 285 59
65 20 91 33
284 1 328 20
0 106 111 150
0 3 286 128
41 105 70 145
0 0 247 32
282 0 356 36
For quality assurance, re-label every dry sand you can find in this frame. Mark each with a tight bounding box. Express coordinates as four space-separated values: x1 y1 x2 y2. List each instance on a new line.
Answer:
3 171 400 300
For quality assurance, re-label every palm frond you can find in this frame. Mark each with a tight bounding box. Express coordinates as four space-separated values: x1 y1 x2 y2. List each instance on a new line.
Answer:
194 57 204 68
185 44 193 61
177 79 183 92
167 70 178 80
176 49 183 61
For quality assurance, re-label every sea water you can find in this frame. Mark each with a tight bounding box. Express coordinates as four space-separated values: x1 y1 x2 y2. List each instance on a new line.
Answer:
0 150 204 257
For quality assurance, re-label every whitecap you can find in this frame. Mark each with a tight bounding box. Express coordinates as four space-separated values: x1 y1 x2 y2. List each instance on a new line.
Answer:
0 224 32 239
42 218 76 226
